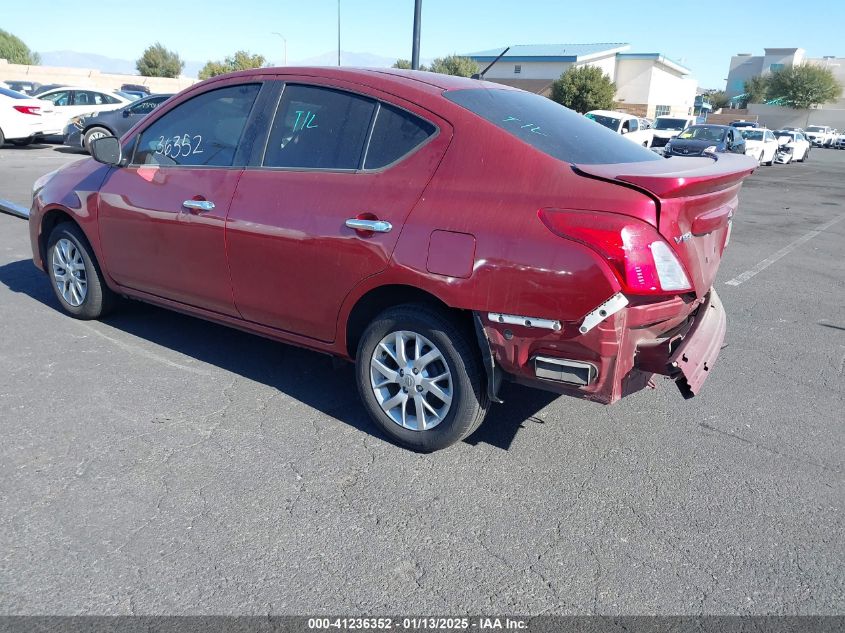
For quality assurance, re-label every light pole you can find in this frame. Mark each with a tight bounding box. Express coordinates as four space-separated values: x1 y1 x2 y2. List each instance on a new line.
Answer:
337 0 341 66
271 32 287 66
411 0 421 70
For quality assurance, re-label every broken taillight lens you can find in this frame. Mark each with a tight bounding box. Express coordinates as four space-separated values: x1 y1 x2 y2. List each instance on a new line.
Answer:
538 209 692 295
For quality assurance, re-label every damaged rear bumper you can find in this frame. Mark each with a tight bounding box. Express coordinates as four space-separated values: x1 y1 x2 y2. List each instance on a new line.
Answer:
664 289 726 398
478 288 726 404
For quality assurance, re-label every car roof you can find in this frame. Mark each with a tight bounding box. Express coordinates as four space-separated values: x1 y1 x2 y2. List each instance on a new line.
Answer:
39 85 122 93
585 109 632 118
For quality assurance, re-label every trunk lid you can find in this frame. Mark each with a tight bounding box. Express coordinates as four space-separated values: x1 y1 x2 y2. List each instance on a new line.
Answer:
574 153 757 297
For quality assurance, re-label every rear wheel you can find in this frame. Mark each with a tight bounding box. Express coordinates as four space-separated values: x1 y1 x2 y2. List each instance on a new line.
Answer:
46 222 116 319
355 305 490 452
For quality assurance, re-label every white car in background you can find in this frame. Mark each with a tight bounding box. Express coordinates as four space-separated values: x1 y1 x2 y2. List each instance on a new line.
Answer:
584 110 654 147
832 130 845 149
650 115 697 151
36 86 130 129
804 125 836 147
0 85 63 146
739 128 780 166
772 130 811 162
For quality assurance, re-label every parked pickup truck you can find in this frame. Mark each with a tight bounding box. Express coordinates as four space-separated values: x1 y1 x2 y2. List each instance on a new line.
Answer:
650 115 697 150
804 125 836 147
585 110 654 147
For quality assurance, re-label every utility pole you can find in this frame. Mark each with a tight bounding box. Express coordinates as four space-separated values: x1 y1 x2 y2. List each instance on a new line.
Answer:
337 0 341 66
411 0 421 70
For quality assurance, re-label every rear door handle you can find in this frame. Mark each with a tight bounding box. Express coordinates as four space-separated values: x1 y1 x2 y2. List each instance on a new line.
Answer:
345 218 392 233
183 199 215 212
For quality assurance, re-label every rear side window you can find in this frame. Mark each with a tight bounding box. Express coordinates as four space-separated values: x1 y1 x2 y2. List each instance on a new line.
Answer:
445 88 662 165
263 84 375 170
133 83 260 167
364 103 436 169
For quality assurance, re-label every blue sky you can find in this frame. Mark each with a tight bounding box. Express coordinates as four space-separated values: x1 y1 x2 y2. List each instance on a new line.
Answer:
3 0 843 88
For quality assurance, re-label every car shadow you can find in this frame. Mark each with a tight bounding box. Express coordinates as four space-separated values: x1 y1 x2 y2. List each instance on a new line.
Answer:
0 258 558 450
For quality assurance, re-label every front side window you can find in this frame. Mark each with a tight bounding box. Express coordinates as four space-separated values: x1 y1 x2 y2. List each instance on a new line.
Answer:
446 89 662 164
263 84 375 170
133 83 260 167
364 103 436 170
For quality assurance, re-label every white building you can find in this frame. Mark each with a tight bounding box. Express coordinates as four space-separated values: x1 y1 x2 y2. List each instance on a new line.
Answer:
725 48 845 108
465 43 697 118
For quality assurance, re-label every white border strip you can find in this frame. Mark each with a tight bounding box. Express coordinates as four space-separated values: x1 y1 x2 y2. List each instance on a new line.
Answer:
0 198 30 220
725 213 845 286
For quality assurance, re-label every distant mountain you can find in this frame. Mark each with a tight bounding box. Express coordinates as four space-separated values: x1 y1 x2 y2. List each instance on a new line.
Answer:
36 49 429 77
38 50 204 78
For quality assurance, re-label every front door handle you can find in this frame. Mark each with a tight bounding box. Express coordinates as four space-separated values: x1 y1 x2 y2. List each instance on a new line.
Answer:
345 218 392 233
183 199 215 212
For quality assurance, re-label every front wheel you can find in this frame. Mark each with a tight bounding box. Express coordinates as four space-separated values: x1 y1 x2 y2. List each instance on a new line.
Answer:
355 305 490 452
47 222 116 319
83 126 112 152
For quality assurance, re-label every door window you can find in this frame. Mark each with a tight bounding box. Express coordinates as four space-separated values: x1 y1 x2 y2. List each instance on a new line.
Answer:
41 91 70 106
363 103 436 170
128 96 168 115
263 84 375 170
132 83 260 167
75 91 121 106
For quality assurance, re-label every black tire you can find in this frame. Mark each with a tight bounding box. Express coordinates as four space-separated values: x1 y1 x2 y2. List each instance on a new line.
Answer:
46 222 116 319
355 304 490 452
0 127 5 146
83 126 112 152
9 138 33 146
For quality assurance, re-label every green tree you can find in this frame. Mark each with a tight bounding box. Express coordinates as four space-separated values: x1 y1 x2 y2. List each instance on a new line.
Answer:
0 29 40 65
199 50 266 80
743 75 769 105
392 58 428 71
707 90 730 110
550 66 615 113
428 55 479 77
136 43 184 78
767 64 842 109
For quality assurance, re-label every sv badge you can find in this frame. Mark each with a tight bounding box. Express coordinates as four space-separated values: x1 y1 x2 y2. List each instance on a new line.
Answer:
674 231 693 244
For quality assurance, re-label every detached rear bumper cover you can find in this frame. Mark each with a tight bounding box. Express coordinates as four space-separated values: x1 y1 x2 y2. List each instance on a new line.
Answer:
668 289 726 398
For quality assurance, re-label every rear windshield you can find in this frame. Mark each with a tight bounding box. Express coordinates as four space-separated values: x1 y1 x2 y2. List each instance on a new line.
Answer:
0 87 30 99
444 88 662 165
653 118 689 131
740 130 764 141
806 126 825 132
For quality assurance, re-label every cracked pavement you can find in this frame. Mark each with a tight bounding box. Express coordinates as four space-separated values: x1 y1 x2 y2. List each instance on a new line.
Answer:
0 144 842 615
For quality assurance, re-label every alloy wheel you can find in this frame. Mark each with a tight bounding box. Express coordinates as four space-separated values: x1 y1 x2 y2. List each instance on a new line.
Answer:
51 238 88 307
369 330 453 431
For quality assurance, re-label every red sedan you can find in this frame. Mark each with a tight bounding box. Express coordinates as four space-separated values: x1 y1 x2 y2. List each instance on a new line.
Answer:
28 68 756 451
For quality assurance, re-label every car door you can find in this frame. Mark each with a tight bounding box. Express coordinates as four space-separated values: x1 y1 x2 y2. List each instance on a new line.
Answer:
225 80 451 342
97 81 265 315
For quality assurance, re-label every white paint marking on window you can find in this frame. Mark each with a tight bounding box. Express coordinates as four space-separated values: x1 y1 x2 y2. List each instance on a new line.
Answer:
725 213 845 286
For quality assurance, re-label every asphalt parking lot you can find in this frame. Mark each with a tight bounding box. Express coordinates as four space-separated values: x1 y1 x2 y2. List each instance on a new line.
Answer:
0 144 842 615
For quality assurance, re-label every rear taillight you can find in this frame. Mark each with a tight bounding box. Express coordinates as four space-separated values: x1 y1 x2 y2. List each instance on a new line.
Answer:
13 105 41 115
538 209 692 295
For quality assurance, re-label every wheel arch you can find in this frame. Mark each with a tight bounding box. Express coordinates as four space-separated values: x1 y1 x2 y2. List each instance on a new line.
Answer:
38 207 83 269
344 283 475 360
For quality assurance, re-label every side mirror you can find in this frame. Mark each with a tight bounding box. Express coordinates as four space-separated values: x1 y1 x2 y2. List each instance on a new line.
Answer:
620 128 628 135
90 136 122 166
122 109 131 118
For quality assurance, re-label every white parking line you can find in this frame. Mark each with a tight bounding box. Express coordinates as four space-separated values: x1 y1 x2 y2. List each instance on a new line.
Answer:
725 213 845 286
